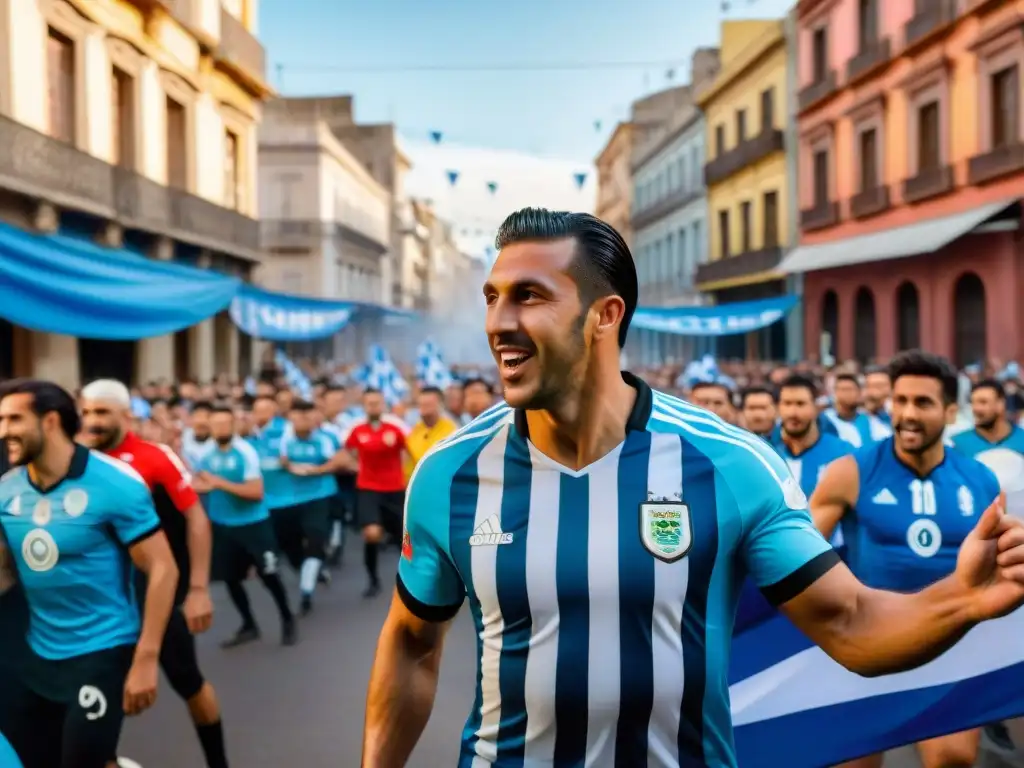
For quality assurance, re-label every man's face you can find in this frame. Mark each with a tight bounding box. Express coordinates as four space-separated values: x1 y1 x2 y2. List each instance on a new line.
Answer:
0 394 45 467
252 398 276 427
691 385 734 423
235 409 252 436
484 239 594 410
211 412 235 445
288 408 314 436
363 392 385 420
464 384 493 419
80 400 125 451
417 391 442 421
256 382 276 398
778 386 817 439
834 379 861 410
971 386 1005 430
444 386 464 415
891 375 951 455
276 390 294 413
864 373 891 411
190 409 212 441
323 391 345 419
179 383 198 401
742 393 777 436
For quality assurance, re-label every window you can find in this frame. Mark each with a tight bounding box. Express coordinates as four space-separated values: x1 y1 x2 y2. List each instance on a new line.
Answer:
812 27 828 83
166 96 188 189
858 0 878 51
667 163 675 191
224 129 239 209
763 191 779 247
715 124 725 155
665 233 675 281
859 128 878 190
761 88 774 132
679 227 689 283
736 109 747 143
691 146 700 186
813 149 830 206
111 67 134 169
917 101 940 172
991 66 1019 150
718 209 731 258
47 28 75 143
676 157 685 189
740 201 752 252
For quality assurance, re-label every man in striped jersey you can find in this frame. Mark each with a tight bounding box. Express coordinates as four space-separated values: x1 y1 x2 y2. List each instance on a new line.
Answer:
363 208 1024 768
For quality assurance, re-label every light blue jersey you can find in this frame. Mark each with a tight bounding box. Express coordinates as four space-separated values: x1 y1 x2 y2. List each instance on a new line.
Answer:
279 429 338 505
952 425 1024 517
196 437 268 527
319 421 344 452
248 416 291 510
844 437 1000 591
823 408 892 449
181 428 213 471
397 374 835 767
771 430 852 549
0 446 161 660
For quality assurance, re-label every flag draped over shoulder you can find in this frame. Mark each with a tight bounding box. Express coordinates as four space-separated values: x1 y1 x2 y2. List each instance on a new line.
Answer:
729 591 1024 767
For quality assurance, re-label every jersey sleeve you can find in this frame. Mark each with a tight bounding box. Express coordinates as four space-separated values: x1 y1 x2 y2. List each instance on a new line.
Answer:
343 423 362 450
104 465 162 547
317 433 336 461
396 452 466 622
236 441 263 481
153 444 199 513
278 431 293 459
731 439 839 606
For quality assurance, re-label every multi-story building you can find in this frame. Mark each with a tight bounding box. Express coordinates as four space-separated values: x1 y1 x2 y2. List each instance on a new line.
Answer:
594 121 633 247
783 0 1024 365
697 19 795 361
0 0 269 388
258 99 391 305
628 49 721 367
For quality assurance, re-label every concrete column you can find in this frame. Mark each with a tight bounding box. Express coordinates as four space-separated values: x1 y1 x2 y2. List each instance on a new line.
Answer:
224 318 240 379
136 237 176 383
188 253 216 382
785 273 804 362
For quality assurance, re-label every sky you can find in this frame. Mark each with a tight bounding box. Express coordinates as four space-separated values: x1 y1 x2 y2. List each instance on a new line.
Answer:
257 0 797 256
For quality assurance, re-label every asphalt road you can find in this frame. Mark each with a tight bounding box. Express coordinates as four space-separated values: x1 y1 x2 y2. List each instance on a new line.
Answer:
117 540 1013 768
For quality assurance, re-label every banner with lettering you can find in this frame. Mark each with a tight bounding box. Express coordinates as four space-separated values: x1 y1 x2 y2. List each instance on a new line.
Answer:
229 285 356 341
631 295 799 337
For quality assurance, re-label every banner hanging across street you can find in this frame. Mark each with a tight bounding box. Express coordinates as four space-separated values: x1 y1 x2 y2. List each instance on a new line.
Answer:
631 295 799 337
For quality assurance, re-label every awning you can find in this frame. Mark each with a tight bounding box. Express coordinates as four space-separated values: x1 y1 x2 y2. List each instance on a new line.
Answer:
0 221 240 340
779 199 1016 274
230 284 417 342
631 295 798 336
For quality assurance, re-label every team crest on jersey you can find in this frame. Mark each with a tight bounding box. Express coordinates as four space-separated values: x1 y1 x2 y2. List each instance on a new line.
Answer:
22 528 59 572
63 489 89 518
639 501 693 563
383 431 396 447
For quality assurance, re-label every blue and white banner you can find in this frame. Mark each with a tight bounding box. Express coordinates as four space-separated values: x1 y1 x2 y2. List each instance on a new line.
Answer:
274 350 312 400
632 295 799 337
730 603 1024 767
230 285 355 342
351 345 409 406
416 340 454 389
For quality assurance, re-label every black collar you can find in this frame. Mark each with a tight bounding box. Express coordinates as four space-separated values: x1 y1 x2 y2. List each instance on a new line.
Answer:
27 444 89 494
514 371 653 440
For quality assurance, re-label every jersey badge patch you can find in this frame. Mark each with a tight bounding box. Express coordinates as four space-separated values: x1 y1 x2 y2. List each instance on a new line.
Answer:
63 488 89 517
639 501 692 563
401 529 413 560
22 528 59 572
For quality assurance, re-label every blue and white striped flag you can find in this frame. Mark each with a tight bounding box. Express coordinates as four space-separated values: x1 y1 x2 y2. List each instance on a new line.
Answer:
274 350 312 400
356 345 409 406
730 600 1024 766
416 340 454 389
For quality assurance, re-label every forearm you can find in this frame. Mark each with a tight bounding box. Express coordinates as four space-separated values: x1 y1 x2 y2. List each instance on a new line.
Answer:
185 507 212 589
137 558 178 659
362 625 443 767
219 480 263 501
823 576 975 677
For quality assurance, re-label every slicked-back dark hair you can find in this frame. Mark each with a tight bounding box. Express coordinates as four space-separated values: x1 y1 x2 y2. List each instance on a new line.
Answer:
888 350 959 404
779 374 818 400
0 378 80 439
495 207 637 346
972 378 1005 399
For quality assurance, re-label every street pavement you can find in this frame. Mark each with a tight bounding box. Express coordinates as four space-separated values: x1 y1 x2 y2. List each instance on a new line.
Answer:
118 539 1013 768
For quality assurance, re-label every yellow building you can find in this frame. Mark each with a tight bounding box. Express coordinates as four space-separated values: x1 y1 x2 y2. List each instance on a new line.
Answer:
697 19 792 359
0 0 271 388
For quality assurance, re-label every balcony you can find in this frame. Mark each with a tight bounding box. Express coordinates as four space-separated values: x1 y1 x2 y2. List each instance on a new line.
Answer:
800 199 840 231
798 69 838 113
695 246 783 286
0 114 260 259
850 184 891 219
846 37 892 83
217 7 267 87
904 0 958 49
261 219 388 255
703 129 785 187
968 143 1024 186
631 186 701 229
902 164 954 203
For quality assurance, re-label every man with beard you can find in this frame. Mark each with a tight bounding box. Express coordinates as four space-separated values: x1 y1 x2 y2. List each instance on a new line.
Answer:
810 351 1003 768
863 365 893 429
182 401 214 470
823 373 890 448
0 379 177 768
79 380 228 768
361 211 1024 768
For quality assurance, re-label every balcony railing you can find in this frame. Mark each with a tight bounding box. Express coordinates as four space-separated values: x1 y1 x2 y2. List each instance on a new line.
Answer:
904 0 958 48
902 164 954 203
968 143 1024 186
850 184 891 219
695 246 783 286
218 7 267 85
798 69 838 112
800 199 840 231
703 129 785 187
846 37 892 82
630 186 701 229
0 113 259 259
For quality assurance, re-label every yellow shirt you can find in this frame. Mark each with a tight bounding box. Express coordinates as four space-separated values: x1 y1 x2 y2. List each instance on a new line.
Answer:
404 416 458 480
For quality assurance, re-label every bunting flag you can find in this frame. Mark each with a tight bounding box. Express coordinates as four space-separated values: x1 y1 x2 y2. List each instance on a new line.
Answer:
415 340 455 389
486 181 498 195
430 130 443 144
574 172 587 189
446 170 459 186
274 350 313 400
594 120 602 132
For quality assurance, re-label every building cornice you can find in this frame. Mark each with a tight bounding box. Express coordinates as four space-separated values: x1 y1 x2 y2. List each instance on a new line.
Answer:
697 21 785 108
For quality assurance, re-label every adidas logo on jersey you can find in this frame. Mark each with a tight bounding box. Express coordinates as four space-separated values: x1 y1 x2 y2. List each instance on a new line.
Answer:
872 488 898 505
469 515 513 546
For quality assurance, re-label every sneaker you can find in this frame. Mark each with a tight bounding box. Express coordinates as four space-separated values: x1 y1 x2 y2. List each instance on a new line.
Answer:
282 619 298 646
362 582 381 599
220 625 259 649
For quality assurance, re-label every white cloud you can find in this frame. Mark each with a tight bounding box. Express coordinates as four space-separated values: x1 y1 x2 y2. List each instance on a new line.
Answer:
400 137 597 260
